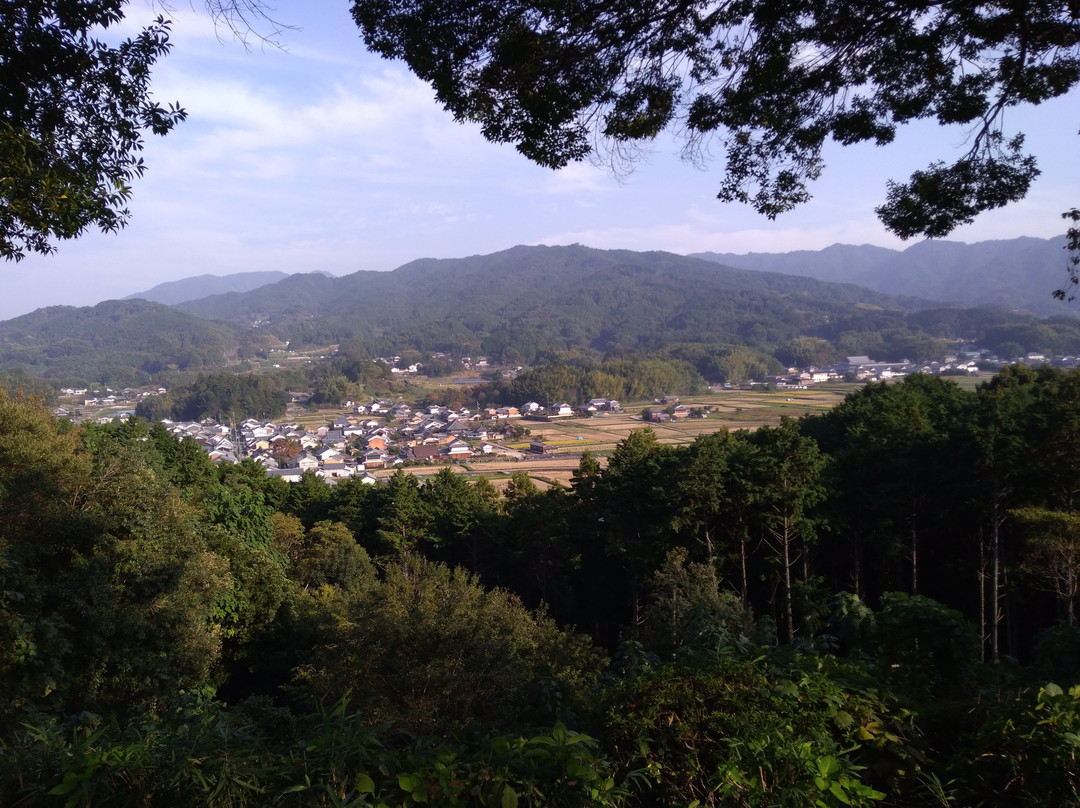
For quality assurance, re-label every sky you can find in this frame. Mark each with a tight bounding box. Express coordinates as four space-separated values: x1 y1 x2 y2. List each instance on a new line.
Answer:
3 1 1078 321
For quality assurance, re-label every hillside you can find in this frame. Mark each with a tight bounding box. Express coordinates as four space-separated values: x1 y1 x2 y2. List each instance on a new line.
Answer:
5 243 1080 387
0 299 239 384
123 271 294 305
692 236 1076 316
175 245 937 356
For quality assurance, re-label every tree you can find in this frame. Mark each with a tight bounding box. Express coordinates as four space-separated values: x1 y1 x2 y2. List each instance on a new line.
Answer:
0 392 231 726
351 0 1079 238
299 554 605 734
749 417 826 641
669 430 734 570
0 2 187 260
375 469 431 555
1014 507 1080 627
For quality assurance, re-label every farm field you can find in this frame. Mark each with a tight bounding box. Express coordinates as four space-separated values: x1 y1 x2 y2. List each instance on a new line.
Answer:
369 384 861 489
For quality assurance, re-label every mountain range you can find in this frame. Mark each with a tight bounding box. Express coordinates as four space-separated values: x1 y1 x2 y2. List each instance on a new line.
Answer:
691 235 1073 316
2 239 1078 387
124 271 308 306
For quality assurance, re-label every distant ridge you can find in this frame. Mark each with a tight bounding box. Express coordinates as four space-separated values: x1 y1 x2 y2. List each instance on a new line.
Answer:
4 241 1079 387
691 236 1075 317
124 271 295 306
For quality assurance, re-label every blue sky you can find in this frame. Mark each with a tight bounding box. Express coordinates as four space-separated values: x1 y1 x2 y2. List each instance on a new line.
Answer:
3 1 1078 321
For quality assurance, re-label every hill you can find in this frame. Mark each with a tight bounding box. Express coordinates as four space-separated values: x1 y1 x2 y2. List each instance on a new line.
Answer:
0 299 239 385
175 245 937 357
123 271 294 305
5 243 1080 388
691 236 1076 316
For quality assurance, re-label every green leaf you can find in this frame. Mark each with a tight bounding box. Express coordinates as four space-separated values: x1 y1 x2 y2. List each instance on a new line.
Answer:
501 784 519 808
829 781 852 804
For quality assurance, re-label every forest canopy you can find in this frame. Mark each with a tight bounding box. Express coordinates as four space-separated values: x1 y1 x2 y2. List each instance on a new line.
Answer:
6 369 1080 804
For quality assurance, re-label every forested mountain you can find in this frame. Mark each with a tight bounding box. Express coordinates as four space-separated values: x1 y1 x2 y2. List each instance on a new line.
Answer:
0 299 240 385
693 236 1075 316
123 270 294 305
175 244 936 355
5 243 1080 388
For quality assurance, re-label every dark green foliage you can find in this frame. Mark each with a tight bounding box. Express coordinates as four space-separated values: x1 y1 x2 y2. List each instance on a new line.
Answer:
0 299 234 385
864 593 982 706
295 554 607 735
954 683 1080 807
3 244 1078 392
137 372 289 422
351 0 1078 236
9 370 1080 804
0 700 628 807
0 3 186 261
636 547 764 659
0 393 228 729
598 656 903 808
0 368 56 402
175 245 932 355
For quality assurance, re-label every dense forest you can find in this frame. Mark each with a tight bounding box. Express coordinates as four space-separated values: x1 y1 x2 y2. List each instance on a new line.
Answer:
0 300 238 386
135 373 292 422
3 366 1080 806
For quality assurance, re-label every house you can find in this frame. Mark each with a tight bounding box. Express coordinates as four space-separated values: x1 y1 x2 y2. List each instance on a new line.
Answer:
530 441 557 454
318 461 354 480
321 429 348 449
365 434 389 451
410 444 442 463
446 439 473 460
362 449 389 469
286 452 319 471
267 468 305 483
549 403 574 418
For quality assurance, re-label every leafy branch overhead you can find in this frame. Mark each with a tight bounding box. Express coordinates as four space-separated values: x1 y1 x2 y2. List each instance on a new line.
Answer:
351 0 1080 236
0 1 293 262
0 3 187 261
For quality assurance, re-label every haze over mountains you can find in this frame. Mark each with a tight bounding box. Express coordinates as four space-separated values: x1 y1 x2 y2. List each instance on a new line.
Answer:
123 271 330 306
113 235 1075 317
691 235 1072 316
2 238 1078 387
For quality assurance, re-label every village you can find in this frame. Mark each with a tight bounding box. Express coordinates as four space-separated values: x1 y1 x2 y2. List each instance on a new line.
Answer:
47 348 1080 483
155 397 624 484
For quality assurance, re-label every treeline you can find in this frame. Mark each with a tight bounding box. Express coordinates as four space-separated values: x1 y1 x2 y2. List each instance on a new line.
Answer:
4 370 1080 805
136 372 291 422
486 357 706 405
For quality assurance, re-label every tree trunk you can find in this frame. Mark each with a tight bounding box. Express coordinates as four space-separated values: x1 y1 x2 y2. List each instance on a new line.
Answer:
910 514 919 594
991 491 1001 662
783 519 794 642
740 536 749 608
852 533 863 599
978 526 987 663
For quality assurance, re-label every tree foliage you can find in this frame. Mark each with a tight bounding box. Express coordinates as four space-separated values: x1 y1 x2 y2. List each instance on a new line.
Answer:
351 0 1080 236
136 372 289 422
10 373 1080 804
0 2 187 260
